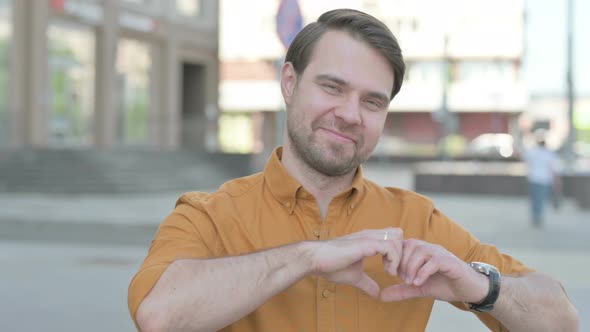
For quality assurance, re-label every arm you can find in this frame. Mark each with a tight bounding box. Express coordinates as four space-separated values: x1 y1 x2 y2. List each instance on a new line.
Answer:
135 228 403 332
136 241 313 332
491 272 579 331
380 239 579 332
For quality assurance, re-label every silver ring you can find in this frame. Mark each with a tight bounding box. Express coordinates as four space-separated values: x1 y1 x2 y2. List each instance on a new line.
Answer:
383 231 389 240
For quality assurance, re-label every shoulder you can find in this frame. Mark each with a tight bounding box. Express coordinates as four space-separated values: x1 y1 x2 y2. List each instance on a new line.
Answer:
362 178 435 210
177 172 265 208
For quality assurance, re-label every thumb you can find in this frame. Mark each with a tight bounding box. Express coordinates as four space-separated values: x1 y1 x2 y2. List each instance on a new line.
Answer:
380 283 424 302
353 273 381 299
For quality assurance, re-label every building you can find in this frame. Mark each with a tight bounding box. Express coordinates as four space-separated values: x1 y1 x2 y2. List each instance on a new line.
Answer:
523 0 590 155
0 0 219 151
219 0 527 157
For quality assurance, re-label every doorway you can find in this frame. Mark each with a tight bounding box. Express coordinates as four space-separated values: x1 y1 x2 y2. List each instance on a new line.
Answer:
180 62 206 150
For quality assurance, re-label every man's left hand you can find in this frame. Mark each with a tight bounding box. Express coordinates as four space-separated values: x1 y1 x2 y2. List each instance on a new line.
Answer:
380 238 489 304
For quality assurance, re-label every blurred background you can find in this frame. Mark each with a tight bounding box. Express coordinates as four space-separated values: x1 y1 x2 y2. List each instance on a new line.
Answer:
0 0 588 331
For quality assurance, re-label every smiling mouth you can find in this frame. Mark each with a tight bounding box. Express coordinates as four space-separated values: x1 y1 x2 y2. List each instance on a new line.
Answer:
319 128 356 144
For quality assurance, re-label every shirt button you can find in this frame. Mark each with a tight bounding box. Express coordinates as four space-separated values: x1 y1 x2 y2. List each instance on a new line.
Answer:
313 230 320 237
322 289 331 298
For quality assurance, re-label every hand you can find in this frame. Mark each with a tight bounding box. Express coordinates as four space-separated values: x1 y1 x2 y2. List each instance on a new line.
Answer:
309 228 403 298
380 239 489 303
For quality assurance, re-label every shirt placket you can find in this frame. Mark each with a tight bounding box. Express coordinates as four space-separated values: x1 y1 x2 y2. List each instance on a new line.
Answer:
316 276 336 332
316 220 335 332
315 198 349 332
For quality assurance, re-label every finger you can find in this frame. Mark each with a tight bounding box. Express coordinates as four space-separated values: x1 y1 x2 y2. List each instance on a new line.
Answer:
383 228 403 276
399 239 421 282
404 245 433 285
356 238 399 261
383 258 398 277
342 229 376 239
354 273 380 299
404 248 430 284
344 228 397 240
413 259 439 286
380 283 425 302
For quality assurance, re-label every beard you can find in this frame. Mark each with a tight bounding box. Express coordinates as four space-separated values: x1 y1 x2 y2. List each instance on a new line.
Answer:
287 115 367 177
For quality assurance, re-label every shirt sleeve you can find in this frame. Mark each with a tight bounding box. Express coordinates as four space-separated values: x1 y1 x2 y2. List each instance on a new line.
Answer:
425 207 535 332
127 193 219 325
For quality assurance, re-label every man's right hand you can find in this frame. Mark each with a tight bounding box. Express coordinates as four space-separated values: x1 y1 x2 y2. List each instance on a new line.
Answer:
306 228 403 298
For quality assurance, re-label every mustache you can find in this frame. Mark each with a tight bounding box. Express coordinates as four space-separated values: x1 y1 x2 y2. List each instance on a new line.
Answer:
312 117 362 143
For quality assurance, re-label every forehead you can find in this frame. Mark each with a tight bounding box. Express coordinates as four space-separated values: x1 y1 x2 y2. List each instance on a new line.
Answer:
303 29 394 98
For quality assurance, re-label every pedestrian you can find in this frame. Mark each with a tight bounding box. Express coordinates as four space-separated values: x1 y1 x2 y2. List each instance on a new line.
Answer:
522 129 561 227
128 9 578 332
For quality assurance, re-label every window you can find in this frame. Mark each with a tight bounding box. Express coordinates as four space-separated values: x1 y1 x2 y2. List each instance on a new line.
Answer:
116 38 152 145
174 0 201 18
455 61 516 83
121 0 154 5
405 61 444 84
47 22 95 146
0 0 11 146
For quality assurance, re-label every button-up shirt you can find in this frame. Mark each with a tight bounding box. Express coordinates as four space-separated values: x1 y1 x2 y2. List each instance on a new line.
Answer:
129 147 532 331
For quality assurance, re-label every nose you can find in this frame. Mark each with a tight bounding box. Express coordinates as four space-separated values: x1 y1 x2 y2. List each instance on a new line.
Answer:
334 95 362 125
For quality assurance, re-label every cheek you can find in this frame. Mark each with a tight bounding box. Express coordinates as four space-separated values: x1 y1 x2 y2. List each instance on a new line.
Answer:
362 114 387 145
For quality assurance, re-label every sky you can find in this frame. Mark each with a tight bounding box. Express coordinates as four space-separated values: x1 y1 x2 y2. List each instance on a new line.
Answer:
523 0 589 96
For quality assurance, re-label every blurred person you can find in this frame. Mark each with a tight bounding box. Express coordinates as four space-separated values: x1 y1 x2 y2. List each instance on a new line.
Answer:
128 9 578 332
522 129 561 228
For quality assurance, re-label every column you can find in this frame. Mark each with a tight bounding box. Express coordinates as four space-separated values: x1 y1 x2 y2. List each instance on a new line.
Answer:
94 0 118 149
12 0 50 147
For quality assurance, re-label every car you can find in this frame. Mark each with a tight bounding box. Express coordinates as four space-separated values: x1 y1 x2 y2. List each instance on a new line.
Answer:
464 133 518 160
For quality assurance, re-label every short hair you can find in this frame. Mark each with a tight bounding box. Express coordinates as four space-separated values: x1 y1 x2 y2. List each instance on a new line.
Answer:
285 8 405 100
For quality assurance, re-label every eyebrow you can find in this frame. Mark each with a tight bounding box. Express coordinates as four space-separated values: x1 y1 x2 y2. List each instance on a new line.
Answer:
315 74 390 105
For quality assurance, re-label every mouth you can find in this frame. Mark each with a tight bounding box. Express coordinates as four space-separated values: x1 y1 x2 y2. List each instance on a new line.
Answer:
319 128 356 144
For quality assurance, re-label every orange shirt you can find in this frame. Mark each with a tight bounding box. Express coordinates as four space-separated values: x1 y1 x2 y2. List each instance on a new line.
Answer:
128 147 533 331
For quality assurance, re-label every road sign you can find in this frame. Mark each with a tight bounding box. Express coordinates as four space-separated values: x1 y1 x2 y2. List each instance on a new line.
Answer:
276 0 303 49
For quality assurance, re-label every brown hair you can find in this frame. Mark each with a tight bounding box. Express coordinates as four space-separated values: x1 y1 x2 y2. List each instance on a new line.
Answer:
285 8 405 99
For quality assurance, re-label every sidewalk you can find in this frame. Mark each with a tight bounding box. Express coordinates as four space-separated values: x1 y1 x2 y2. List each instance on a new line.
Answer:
1 162 589 250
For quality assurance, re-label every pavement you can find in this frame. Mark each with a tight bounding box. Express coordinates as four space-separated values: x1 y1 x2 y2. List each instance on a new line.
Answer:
1 163 589 249
1 162 589 331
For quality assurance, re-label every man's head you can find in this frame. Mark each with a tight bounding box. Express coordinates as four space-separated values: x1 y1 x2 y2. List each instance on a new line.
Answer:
280 9 405 177
534 129 547 147
285 9 405 100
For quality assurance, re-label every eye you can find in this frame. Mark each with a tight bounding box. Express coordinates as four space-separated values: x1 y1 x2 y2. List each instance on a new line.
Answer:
321 84 341 95
364 99 383 111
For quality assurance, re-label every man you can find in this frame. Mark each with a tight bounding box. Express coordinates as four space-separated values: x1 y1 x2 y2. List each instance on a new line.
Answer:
129 9 578 332
522 129 561 228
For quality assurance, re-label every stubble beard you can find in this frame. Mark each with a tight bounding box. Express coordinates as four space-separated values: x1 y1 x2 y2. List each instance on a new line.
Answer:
287 117 366 177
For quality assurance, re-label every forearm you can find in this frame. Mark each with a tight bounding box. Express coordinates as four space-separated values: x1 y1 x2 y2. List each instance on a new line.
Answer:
136 241 314 332
490 272 579 331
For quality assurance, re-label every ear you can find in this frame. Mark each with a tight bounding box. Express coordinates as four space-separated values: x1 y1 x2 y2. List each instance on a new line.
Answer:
280 62 298 104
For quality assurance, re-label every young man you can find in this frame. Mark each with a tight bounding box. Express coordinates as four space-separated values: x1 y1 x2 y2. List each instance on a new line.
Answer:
522 129 561 227
129 9 578 332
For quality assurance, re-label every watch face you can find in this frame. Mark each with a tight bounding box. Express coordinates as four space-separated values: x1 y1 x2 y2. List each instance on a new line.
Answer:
470 262 496 275
473 264 487 273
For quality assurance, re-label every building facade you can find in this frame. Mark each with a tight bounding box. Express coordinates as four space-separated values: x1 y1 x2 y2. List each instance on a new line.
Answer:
219 0 527 157
0 0 219 151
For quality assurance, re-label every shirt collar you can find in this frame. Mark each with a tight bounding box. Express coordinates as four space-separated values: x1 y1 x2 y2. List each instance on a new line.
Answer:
263 147 365 214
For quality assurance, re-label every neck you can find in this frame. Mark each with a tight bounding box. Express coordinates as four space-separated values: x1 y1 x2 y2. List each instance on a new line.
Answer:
281 144 356 216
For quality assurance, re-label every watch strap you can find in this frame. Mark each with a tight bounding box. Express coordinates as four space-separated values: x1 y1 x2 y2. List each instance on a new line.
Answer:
468 262 501 312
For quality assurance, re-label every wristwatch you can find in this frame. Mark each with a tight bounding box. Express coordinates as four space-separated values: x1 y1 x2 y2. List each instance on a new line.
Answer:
467 262 501 312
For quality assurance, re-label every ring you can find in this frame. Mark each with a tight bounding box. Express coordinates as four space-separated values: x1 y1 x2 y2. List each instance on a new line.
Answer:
383 231 389 240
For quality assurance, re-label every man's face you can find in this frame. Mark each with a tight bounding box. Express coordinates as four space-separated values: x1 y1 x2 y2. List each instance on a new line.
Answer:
281 30 394 176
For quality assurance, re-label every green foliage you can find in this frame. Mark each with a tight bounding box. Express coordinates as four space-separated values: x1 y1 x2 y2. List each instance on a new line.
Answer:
126 89 149 142
0 38 10 144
